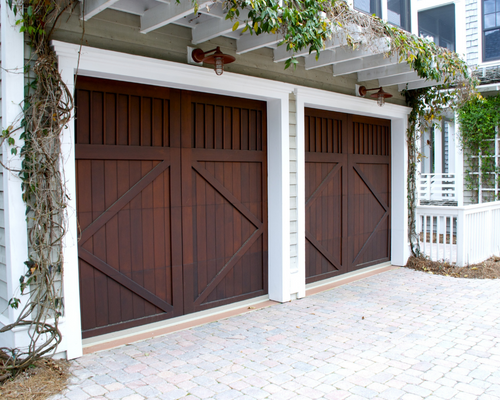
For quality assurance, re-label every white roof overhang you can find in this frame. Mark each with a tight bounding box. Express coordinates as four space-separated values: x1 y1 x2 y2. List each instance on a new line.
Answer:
79 0 438 91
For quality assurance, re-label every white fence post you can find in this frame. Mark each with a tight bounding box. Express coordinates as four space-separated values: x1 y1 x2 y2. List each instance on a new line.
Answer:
456 207 466 266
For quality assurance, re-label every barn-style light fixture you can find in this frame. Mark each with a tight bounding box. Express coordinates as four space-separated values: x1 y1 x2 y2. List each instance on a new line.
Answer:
358 86 393 107
191 46 235 76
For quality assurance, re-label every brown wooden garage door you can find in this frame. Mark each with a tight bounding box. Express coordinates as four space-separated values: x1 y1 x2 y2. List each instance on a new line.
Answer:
75 77 267 337
305 108 390 283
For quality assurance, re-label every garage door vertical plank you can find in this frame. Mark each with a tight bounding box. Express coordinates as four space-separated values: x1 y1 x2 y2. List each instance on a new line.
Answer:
195 103 205 149
130 96 141 146
141 160 156 315
250 161 264 292
232 161 243 296
224 160 234 298
142 97 152 147
241 109 249 151
104 160 122 325
154 167 168 305
152 98 163 148
117 160 134 322
205 161 217 304
240 162 251 295
76 90 90 145
261 117 268 292
233 108 241 151
129 160 145 319
91 92 104 145
117 95 129 146
196 161 208 304
214 160 226 301
224 106 232 150
77 159 96 330
105 93 117 145
170 149 183 316
205 104 214 150
91 159 109 327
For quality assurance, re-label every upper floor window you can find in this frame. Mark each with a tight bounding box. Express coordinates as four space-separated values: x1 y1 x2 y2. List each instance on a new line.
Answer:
418 4 456 52
483 0 500 62
354 0 411 31
387 0 411 31
354 0 382 18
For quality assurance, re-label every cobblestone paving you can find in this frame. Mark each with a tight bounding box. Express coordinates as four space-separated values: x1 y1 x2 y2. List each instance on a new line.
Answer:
55 268 500 400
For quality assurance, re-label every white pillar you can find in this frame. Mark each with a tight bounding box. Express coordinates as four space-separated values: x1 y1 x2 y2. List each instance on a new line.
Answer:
391 118 411 265
0 3 30 349
293 89 306 299
454 114 464 206
55 49 83 359
267 97 291 302
434 124 443 174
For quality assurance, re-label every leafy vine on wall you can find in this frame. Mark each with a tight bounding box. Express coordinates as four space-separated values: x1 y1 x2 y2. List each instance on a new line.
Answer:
458 94 500 202
0 0 77 380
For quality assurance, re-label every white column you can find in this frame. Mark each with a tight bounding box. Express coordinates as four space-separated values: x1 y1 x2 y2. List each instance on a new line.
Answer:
447 121 456 174
293 89 306 299
391 118 411 265
267 97 291 302
55 49 82 359
0 3 30 349
454 113 464 206
434 124 443 174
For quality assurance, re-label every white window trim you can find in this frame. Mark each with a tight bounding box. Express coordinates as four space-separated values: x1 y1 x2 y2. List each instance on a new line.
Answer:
477 0 500 66
412 0 466 58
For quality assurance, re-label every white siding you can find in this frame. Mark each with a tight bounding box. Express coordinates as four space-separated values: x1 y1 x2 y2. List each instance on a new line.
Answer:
289 94 298 274
466 0 479 66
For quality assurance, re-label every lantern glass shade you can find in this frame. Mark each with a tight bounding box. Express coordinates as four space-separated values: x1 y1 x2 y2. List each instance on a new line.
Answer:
369 88 392 107
215 56 224 75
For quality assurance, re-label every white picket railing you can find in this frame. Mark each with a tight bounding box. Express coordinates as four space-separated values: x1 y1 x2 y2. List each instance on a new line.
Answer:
418 173 457 202
416 201 500 266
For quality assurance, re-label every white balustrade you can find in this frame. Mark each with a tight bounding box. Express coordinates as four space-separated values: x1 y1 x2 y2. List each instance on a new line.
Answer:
418 173 457 202
416 201 500 266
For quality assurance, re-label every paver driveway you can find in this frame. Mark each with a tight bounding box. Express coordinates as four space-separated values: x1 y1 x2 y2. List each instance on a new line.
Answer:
57 268 500 400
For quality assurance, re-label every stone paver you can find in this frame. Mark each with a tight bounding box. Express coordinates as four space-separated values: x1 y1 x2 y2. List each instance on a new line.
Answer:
54 268 500 399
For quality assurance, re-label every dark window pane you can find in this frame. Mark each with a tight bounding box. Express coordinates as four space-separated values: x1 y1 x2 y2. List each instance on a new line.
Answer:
354 0 382 17
387 0 411 31
354 0 370 13
485 29 500 60
485 0 496 14
418 5 455 52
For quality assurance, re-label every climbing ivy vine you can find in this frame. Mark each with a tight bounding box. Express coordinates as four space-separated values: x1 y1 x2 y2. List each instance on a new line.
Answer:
0 0 78 380
458 94 500 202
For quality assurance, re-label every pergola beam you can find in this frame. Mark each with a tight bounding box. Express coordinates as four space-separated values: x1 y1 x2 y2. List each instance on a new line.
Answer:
273 37 343 63
378 71 421 86
398 80 443 91
237 33 281 54
81 0 121 21
357 63 412 82
333 54 398 76
141 1 212 34
192 9 249 44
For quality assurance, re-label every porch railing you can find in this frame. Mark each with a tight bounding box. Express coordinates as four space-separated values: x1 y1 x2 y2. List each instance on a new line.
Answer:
416 201 500 266
418 173 457 203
